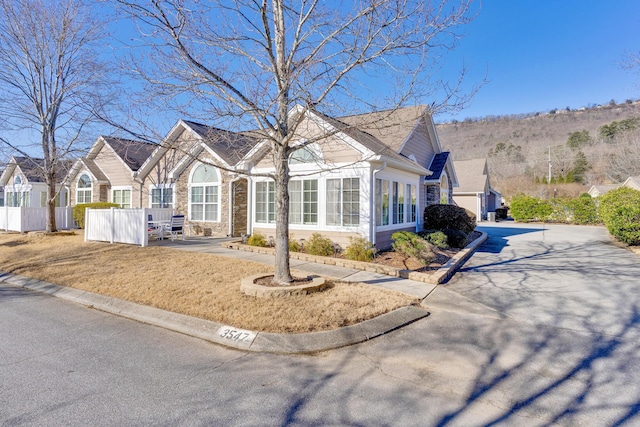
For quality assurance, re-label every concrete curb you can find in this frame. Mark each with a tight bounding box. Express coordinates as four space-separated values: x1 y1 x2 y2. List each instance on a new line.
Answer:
0 272 429 354
223 231 488 285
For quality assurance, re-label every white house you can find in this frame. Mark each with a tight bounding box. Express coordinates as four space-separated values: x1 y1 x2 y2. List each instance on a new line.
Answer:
243 105 458 248
0 156 70 208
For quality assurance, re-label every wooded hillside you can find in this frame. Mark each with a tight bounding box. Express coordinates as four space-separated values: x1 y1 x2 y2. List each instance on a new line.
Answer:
436 101 640 199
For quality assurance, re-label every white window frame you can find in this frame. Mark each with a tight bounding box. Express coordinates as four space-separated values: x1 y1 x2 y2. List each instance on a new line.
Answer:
288 179 318 225
376 178 418 228
150 184 174 209
255 180 275 224
112 186 133 208
326 177 360 227
188 163 221 222
76 173 93 204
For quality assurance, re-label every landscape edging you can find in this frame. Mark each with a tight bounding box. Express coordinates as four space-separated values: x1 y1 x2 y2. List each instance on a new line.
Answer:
222 231 487 284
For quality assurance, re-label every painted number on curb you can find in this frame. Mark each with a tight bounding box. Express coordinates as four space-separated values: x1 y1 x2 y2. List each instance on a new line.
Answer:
217 326 256 344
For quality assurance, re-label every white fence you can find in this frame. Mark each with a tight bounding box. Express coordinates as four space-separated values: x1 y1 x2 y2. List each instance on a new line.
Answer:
0 207 74 233
84 208 174 247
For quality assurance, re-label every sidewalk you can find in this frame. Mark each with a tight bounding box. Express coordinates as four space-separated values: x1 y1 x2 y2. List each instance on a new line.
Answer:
3 233 487 354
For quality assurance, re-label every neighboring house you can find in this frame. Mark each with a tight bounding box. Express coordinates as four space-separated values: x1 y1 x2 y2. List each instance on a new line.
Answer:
622 176 640 191
0 156 70 208
138 119 257 237
587 184 620 198
452 158 501 222
64 137 156 208
245 105 458 248
66 105 458 247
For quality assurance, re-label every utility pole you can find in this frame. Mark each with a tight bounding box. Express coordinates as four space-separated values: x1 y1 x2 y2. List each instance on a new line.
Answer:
548 146 552 184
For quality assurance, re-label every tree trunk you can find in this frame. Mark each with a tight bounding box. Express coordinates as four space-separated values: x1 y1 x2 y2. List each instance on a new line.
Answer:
45 169 57 233
272 144 293 284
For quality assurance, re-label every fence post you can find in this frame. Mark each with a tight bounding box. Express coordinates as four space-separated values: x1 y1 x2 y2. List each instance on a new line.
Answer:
141 208 149 247
84 208 90 242
20 206 25 234
110 208 115 244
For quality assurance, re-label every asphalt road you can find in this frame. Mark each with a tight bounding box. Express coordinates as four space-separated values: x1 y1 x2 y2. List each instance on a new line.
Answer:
2 223 640 426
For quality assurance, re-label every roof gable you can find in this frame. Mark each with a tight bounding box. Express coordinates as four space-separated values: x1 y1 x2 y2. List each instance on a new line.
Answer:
337 106 427 153
453 158 490 193
1 156 72 186
182 120 258 167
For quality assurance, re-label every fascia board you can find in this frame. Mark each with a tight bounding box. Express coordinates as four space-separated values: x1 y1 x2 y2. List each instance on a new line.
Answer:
446 156 459 187
202 143 232 169
86 136 106 160
168 144 204 180
424 114 444 154
373 156 431 176
0 161 17 186
135 143 167 181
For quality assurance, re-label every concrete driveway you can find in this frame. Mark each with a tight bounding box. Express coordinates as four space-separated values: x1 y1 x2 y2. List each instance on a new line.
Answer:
347 222 640 425
2 222 640 426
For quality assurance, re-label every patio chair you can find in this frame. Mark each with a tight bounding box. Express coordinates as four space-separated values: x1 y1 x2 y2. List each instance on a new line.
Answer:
163 215 185 241
147 214 162 240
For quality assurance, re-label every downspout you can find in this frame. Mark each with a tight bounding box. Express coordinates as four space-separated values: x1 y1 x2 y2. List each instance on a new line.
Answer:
139 181 144 209
228 175 240 237
133 172 144 209
246 176 253 237
370 162 386 247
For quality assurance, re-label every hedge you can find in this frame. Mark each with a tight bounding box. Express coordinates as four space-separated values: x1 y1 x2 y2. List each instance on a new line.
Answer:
509 194 553 222
598 187 640 245
72 203 120 228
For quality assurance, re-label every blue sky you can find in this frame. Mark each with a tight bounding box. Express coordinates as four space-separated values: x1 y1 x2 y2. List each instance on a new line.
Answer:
434 0 640 122
2 0 639 158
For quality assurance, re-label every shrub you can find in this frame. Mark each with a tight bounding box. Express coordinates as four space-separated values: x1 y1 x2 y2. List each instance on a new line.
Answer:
442 228 468 249
548 198 570 223
566 195 598 225
391 231 435 265
72 202 119 228
598 187 640 245
305 232 335 256
420 230 449 249
509 194 552 222
423 204 475 234
344 236 375 262
247 231 267 247
289 239 302 252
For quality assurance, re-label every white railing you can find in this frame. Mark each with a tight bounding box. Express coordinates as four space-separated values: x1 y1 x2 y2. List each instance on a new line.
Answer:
84 207 174 247
0 207 74 233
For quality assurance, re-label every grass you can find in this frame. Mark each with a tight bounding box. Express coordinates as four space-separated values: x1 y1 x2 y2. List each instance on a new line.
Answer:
0 232 418 333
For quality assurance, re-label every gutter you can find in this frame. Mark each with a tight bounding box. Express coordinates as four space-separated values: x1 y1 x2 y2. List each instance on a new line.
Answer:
370 162 386 246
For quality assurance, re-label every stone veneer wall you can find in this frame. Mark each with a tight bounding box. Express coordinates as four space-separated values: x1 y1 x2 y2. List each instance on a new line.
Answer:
174 159 232 237
231 179 248 237
426 184 440 206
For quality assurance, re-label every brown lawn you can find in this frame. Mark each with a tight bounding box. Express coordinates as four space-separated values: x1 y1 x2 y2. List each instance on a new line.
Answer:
0 232 418 333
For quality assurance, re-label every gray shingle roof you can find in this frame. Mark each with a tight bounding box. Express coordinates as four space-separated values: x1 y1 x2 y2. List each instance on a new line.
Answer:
453 158 489 193
337 106 426 152
103 137 157 172
182 120 258 166
11 156 73 183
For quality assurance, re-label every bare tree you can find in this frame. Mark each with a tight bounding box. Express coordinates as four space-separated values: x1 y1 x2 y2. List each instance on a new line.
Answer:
605 131 640 181
0 0 112 232
117 0 478 284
